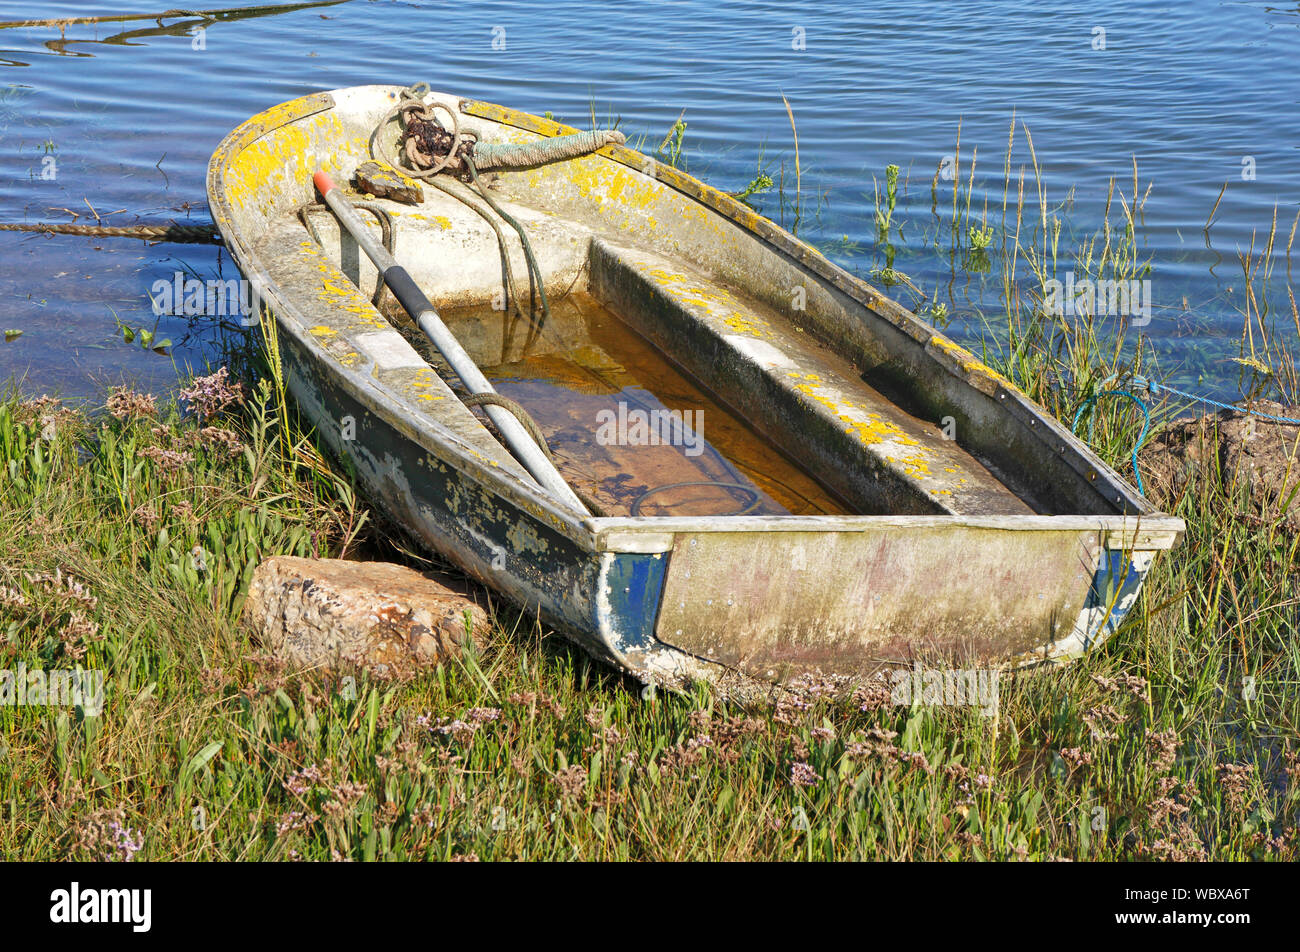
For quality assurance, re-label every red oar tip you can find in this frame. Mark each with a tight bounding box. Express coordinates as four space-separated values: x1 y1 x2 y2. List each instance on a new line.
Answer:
313 169 336 195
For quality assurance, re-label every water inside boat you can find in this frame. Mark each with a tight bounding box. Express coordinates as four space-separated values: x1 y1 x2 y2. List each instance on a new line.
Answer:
386 291 851 517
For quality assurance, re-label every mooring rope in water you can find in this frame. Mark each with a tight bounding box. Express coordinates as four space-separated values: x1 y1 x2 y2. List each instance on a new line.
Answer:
1130 373 1300 425
0 221 220 243
462 392 552 459
0 1 347 31
630 482 763 518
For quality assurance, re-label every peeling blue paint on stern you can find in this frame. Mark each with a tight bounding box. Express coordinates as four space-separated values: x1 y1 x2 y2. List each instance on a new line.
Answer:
1081 548 1152 648
594 550 669 652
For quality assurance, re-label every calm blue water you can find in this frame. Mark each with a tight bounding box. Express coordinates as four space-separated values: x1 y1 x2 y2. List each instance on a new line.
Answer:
1 0 1297 400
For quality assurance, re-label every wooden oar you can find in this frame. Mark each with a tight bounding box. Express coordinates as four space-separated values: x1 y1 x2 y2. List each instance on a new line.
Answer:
312 170 588 515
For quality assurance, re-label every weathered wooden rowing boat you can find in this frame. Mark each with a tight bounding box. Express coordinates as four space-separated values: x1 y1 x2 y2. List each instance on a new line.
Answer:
208 84 1184 696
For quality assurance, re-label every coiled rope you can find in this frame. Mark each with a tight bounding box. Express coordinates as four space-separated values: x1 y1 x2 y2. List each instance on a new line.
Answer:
370 86 547 324
371 82 625 181
369 84 624 329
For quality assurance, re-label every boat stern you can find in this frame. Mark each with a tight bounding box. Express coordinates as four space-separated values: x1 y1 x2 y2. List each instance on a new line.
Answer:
586 515 1180 692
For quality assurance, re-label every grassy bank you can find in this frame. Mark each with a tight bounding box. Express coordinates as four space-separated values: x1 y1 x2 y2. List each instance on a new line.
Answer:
3 133 1299 862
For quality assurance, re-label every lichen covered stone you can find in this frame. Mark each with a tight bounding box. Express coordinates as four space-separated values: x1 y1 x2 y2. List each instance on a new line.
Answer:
243 556 487 678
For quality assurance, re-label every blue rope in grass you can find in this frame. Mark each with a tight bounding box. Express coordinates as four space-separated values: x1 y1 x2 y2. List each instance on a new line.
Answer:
1070 374 1300 498
1072 388 1151 496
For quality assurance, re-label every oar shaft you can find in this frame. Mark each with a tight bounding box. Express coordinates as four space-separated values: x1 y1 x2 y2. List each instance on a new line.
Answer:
312 170 587 514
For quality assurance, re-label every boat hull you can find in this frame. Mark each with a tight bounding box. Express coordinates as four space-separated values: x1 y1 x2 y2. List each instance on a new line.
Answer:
207 85 1183 695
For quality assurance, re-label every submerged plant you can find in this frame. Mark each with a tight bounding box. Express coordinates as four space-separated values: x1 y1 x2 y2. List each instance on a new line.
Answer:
874 163 900 240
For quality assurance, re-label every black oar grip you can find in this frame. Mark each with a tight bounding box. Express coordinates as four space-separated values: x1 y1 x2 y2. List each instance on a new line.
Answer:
381 265 430 318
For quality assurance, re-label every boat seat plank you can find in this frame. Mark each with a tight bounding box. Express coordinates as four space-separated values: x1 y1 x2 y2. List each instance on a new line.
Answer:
588 238 1034 517
301 182 594 311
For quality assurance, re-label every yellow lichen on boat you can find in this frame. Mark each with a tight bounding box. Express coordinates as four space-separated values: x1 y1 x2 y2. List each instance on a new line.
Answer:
568 160 660 212
898 453 931 477
785 374 921 449
409 369 447 402
928 334 1020 392
722 312 770 337
316 276 387 327
398 212 452 230
641 266 773 337
226 109 344 217
787 375 841 413
841 414 921 448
